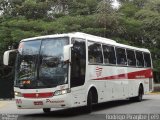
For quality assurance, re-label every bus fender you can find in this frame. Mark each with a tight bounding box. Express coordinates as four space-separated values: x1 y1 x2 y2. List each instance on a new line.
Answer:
86 85 98 104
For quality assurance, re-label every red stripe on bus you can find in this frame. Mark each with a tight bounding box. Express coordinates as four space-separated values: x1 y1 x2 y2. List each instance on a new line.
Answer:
23 92 54 98
93 69 153 80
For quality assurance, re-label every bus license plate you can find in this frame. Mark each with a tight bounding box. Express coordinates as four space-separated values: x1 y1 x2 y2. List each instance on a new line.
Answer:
34 101 43 105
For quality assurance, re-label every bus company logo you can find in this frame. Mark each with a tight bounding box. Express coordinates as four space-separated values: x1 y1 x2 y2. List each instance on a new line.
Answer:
46 99 64 103
96 67 103 77
36 93 39 98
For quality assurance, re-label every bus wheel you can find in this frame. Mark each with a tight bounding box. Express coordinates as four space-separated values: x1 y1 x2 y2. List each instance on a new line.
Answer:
43 108 51 113
136 85 143 102
130 85 143 102
86 90 93 113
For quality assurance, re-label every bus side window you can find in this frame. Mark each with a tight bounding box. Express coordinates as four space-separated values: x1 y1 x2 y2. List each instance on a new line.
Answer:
102 45 116 64
88 42 103 64
116 47 127 65
144 53 151 67
126 49 136 66
136 51 144 67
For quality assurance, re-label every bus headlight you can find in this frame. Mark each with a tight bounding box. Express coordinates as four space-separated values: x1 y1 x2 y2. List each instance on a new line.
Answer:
54 88 71 96
14 91 22 97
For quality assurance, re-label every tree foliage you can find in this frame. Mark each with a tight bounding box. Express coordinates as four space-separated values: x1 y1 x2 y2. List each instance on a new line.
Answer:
0 0 160 80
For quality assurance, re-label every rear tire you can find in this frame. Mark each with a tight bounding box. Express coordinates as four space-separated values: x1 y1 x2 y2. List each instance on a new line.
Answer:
130 85 143 102
43 108 51 113
135 85 143 102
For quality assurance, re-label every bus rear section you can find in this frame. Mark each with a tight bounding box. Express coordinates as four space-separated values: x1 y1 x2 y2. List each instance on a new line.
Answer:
85 40 153 104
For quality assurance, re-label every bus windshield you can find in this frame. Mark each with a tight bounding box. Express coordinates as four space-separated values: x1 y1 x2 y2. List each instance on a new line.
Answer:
15 37 69 89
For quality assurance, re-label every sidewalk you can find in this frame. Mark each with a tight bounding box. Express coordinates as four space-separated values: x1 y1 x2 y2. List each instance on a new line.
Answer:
0 99 15 108
0 101 9 108
148 92 160 95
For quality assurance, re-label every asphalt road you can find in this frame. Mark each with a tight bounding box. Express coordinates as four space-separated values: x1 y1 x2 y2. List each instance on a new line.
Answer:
0 94 160 120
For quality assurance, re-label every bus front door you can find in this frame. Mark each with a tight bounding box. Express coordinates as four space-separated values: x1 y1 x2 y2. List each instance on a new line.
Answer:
70 38 86 106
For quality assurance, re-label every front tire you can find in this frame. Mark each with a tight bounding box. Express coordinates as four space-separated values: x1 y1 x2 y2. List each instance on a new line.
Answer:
43 108 51 113
86 90 93 113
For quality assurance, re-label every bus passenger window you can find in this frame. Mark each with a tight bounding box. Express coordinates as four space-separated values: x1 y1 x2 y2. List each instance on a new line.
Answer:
144 53 151 67
126 49 136 66
136 51 144 67
103 45 116 64
88 42 103 64
116 48 127 65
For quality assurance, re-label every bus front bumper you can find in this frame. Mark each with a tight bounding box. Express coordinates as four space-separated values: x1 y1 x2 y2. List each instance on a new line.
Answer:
15 93 73 109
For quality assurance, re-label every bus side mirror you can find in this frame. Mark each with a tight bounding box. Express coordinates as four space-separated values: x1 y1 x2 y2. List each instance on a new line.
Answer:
3 49 17 66
63 44 73 62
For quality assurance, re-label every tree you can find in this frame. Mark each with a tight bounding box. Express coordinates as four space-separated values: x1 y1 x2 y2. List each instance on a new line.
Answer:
96 0 117 37
0 0 160 80
67 0 100 15
134 0 160 71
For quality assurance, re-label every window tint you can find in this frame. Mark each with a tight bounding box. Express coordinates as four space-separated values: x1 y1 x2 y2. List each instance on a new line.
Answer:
116 48 127 65
126 49 136 66
103 45 116 64
88 42 103 64
144 53 151 67
136 51 144 67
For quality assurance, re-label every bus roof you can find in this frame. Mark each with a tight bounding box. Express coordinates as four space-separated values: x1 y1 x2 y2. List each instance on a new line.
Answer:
21 32 150 53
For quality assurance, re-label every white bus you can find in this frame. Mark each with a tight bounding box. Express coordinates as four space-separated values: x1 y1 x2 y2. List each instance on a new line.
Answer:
3 32 153 113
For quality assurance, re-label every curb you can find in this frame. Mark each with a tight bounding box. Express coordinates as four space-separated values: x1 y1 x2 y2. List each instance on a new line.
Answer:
147 92 160 95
